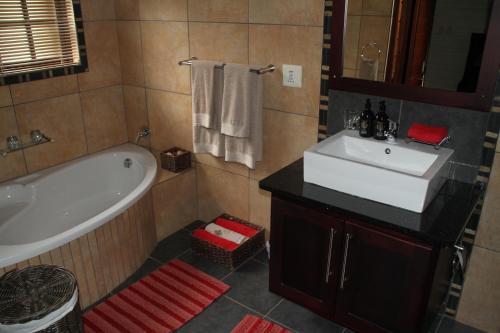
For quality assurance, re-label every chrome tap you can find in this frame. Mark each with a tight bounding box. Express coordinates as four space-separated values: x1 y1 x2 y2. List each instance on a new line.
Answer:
384 120 398 144
135 127 151 144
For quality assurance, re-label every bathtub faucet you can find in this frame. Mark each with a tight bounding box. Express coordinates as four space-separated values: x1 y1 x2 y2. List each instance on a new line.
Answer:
135 127 151 144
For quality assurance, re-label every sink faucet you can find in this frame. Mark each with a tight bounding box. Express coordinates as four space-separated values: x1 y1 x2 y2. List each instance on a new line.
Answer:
384 120 398 144
135 127 151 144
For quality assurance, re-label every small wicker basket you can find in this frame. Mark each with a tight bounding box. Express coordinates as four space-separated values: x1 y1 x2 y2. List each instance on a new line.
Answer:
160 147 192 173
191 214 265 270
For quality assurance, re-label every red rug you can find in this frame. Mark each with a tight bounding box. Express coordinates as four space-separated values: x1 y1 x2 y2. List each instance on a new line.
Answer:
83 259 230 332
230 315 292 333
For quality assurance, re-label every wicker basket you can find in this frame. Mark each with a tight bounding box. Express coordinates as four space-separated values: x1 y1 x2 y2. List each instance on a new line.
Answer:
160 147 192 173
191 214 265 270
0 265 82 333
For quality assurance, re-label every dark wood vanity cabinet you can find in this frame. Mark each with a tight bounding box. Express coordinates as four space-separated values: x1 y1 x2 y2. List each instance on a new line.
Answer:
269 196 450 333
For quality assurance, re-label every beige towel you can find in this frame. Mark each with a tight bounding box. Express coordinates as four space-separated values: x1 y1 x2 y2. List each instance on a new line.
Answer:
224 69 263 169
193 67 225 156
191 60 222 128
221 64 262 138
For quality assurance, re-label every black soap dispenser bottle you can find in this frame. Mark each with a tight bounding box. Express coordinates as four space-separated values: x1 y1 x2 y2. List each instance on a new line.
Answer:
374 101 389 140
359 99 374 138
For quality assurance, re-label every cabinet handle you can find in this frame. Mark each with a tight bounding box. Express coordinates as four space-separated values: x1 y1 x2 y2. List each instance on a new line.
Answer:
325 228 336 283
340 233 352 290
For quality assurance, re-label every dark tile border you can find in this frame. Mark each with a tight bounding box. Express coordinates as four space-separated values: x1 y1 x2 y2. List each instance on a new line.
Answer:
0 0 88 86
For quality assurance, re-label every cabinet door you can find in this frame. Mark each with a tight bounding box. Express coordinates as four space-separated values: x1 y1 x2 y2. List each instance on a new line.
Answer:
335 221 435 333
269 196 344 318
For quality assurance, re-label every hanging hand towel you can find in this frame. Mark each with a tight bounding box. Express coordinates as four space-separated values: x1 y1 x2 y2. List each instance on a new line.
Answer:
221 64 263 138
191 60 223 129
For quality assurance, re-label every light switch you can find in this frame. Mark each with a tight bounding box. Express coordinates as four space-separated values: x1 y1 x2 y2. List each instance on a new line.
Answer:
282 64 302 88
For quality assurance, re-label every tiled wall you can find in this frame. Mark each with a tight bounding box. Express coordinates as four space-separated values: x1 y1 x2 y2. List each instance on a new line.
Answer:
0 0 127 183
114 0 324 239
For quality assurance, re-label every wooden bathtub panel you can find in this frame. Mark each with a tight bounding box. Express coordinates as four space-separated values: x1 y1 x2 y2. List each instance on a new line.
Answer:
0 192 157 309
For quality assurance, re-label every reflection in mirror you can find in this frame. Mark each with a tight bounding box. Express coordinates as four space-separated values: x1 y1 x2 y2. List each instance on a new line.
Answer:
342 0 493 93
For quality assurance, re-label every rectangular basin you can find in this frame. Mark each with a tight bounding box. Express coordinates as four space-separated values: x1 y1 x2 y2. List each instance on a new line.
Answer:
304 130 454 212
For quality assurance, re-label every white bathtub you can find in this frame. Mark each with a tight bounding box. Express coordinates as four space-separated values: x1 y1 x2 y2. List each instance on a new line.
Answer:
0 144 157 268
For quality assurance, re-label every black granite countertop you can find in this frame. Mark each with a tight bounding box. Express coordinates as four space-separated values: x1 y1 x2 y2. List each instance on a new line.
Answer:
259 159 482 246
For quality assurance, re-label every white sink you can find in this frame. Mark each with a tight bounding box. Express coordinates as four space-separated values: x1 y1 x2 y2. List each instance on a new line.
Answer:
304 130 454 212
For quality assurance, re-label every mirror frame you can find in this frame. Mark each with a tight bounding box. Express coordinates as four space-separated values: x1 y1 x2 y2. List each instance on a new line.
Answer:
329 0 500 111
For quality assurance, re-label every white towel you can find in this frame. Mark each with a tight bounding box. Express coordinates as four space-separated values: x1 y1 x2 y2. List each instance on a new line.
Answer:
205 223 248 244
224 68 263 169
191 60 222 129
193 67 225 155
221 64 262 138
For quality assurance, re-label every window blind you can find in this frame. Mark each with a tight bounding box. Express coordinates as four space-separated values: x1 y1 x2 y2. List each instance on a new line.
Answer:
0 0 80 77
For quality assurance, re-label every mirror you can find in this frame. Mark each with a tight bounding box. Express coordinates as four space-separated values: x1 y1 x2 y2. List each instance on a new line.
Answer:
331 0 500 111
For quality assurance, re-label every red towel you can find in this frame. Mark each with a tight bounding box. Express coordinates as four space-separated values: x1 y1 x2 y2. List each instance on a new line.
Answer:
192 229 239 251
215 217 258 238
407 123 448 145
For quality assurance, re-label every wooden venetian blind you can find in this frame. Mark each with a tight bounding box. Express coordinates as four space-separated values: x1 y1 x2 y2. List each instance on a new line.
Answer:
0 0 80 76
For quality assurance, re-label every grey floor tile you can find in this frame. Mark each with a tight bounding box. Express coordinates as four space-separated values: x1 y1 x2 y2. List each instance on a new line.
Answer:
267 299 345 333
439 317 486 333
150 229 191 263
177 296 258 333
178 250 231 279
183 220 205 232
111 258 160 295
223 259 282 315
254 248 269 265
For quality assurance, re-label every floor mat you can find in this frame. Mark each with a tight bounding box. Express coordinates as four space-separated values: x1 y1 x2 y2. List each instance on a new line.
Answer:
83 259 230 332
230 315 292 333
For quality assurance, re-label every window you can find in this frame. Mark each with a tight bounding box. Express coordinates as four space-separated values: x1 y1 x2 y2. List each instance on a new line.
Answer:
0 0 82 78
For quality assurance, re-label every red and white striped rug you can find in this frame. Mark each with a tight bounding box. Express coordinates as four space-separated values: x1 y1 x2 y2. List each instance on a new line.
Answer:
83 259 230 332
231 315 292 333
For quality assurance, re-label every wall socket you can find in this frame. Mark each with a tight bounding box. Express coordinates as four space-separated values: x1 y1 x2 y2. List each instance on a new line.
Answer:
282 64 302 88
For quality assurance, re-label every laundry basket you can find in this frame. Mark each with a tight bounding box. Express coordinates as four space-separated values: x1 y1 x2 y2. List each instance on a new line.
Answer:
0 265 82 333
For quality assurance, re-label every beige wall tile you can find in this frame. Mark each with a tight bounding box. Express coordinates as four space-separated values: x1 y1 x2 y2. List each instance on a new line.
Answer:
81 0 116 21
115 0 139 20
117 21 145 86
147 89 192 151
188 0 248 23
0 107 27 183
250 0 324 26
344 15 361 70
139 0 187 21
152 169 197 240
10 76 79 105
475 153 500 252
0 86 12 107
78 22 122 91
249 179 271 239
141 21 190 93
195 154 249 177
249 25 322 116
15 94 87 172
457 246 500 332
123 86 149 147
363 0 394 16
81 86 128 153
348 0 363 15
250 109 318 180
197 163 249 221
189 23 249 64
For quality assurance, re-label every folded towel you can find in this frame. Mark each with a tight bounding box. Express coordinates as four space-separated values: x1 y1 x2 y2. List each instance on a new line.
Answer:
193 67 225 155
192 229 239 251
407 123 448 145
221 64 262 138
215 217 258 238
205 223 248 244
191 60 223 129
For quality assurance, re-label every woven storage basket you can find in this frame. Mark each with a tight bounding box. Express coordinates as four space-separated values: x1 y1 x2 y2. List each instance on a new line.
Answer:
160 147 192 173
0 265 82 333
191 214 265 270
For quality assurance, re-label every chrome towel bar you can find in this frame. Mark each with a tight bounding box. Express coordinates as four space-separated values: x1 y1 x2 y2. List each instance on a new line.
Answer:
178 57 275 75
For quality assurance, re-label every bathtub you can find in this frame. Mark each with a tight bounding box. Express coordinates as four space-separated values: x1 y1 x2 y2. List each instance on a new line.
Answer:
0 144 157 269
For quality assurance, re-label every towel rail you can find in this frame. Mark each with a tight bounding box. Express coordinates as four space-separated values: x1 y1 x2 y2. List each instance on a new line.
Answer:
178 57 275 75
